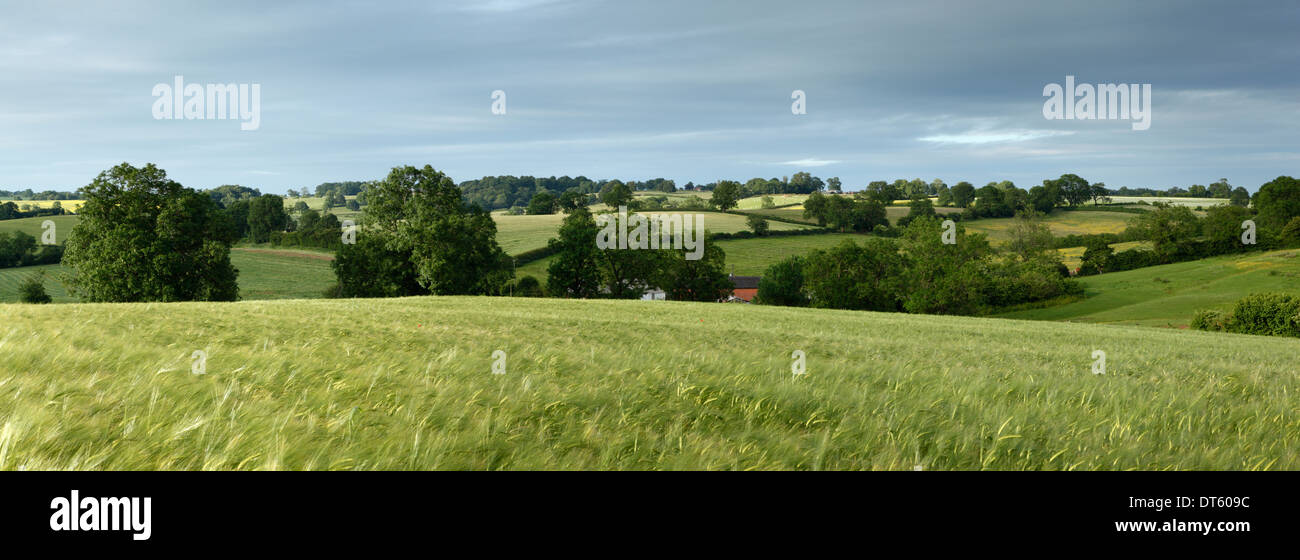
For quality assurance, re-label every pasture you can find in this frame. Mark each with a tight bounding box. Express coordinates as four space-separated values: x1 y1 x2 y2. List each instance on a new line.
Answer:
1000 249 1300 328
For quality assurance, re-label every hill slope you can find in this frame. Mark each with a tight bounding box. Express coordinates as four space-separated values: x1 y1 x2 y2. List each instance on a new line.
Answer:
0 297 1294 470
1000 249 1300 327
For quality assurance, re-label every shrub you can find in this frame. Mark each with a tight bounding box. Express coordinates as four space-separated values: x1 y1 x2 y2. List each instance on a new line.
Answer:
513 275 544 297
1190 309 1228 332
1225 293 1300 337
19 273 52 304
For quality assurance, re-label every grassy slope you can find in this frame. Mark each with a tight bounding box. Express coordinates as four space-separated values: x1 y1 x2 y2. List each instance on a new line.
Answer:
0 296 1293 470
1000 249 1300 327
0 215 79 244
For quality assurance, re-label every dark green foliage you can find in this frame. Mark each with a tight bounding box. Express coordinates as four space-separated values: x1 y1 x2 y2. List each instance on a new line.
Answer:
756 256 808 306
546 208 603 298
527 191 558 214
1254 176 1300 230
1194 293 1300 337
513 275 544 297
18 272 52 303
803 238 905 311
62 163 239 302
654 237 731 302
746 214 769 235
359 165 511 295
332 232 428 298
247 195 290 243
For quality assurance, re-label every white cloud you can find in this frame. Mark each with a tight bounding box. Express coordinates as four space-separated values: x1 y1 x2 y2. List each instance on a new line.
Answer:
778 158 840 167
918 129 1075 144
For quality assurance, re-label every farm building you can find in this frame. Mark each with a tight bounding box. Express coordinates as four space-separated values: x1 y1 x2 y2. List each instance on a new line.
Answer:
727 274 760 303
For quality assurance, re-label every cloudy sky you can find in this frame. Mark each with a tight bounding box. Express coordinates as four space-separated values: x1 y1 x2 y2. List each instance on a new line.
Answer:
1 0 1297 194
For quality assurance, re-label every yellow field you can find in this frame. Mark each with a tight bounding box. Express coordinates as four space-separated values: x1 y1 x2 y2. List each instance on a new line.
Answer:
965 211 1134 241
0 199 85 213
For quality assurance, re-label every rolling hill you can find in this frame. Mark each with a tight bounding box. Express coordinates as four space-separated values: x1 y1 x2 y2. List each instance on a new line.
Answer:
999 249 1300 328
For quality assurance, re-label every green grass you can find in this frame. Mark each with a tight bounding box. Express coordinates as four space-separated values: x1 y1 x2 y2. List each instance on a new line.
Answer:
964 211 1133 242
515 232 864 280
0 215 80 244
0 264 75 303
0 248 336 303
495 210 813 256
1097 196 1228 207
999 249 1300 327
0 296 1293 470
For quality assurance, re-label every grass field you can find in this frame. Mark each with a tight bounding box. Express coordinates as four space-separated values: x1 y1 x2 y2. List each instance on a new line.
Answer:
0 264 75 303
1095 196 1228 208
514 232 867 279
0 248 336 303
0 296 1293 470
734 194 810 209
0 215 80 244
495 210 814 256
964 211 1133 242
999 249 1300 328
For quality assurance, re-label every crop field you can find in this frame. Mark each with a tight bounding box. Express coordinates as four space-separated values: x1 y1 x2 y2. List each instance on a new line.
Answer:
1057 241 1149 270
494 210 814 255
1000 249 1300 328
964 211 1133 242
1093 196 1229 208
734 194 810 209
0 296 1294 470
0 199 85 213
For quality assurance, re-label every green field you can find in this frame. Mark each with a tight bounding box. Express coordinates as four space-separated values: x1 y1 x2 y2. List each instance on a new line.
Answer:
1000 250 1300 328
0 248 336 303
495 210 813 256
0 296 1294 470
0 264 75 303
514 232 865 280
964 211 1133 242
1096 196 1229 208
0 215 79 244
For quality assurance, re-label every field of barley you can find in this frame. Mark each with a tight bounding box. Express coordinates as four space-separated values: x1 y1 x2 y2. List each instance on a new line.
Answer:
0 296 1294 470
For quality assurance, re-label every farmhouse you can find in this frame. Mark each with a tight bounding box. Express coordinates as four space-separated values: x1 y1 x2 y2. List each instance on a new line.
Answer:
726 274 760 303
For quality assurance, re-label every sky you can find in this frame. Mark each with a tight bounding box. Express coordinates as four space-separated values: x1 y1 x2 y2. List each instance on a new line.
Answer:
1 0 1297 194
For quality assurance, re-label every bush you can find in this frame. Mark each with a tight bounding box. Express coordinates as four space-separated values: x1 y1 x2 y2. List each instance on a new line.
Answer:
19 273 52 304
1226 293 1300 337
1190 309 1228 332
513 275 544 297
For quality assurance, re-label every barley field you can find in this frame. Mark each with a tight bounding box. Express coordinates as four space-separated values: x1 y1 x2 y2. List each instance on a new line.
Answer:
0 296 1294 470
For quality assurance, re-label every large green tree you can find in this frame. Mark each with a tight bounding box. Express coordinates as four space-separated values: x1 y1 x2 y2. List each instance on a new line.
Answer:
1254 176 1300 230
247 194 289 243
63 163 238 302
360 165 512 295
546 207 603 298
710 180 743 211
